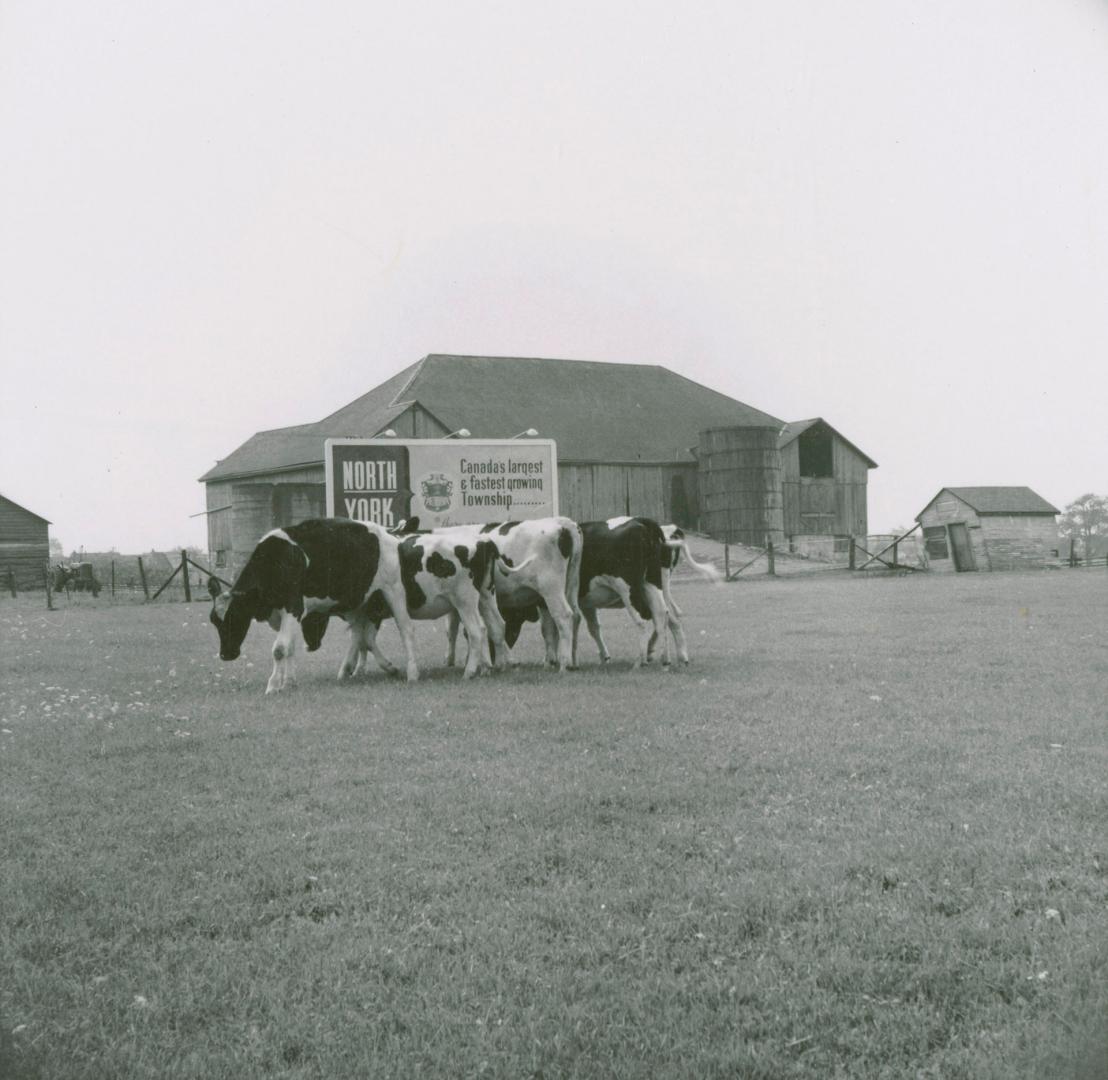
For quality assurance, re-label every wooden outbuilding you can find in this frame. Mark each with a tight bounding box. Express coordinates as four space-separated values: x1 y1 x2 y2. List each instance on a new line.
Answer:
0 491 51 590
915 487 1061 572
200 354 876 572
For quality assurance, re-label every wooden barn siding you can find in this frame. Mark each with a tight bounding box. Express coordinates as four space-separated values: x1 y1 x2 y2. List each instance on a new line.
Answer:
558 462 698 525
917 497 984 572
780 438 869 537
0 497 50 588
978 516 1060 570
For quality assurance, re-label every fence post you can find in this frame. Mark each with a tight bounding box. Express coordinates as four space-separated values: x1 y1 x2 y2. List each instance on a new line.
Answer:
181 550 192 602
44 564 54 610
1069 538 1077 568
111 559 116 598
766 540 776 577
7 567 15 598
137 556 150 600
893 540 899 567
849 537 856 571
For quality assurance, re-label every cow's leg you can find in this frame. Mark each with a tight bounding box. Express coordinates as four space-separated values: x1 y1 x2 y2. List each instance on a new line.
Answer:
643 585 673 666
445 609 460 667
336 615 381 673
664 607 689 665
538 608 560 667
379 583 419 682
661 567 684 618
603 581 652 667
543 592 577 672
364 622 399 676
267 610 299 693
453 595 488 679
478 593 511 669
581 603 611 664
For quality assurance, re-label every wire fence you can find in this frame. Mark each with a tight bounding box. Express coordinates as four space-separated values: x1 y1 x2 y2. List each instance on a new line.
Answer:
1 551 230 609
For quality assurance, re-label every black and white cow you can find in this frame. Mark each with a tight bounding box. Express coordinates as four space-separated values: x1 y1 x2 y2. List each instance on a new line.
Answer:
303 531 517 680
502 517 689 667
208 518 419 692
575 517 684 667
404 518 584 672
606 517 721 616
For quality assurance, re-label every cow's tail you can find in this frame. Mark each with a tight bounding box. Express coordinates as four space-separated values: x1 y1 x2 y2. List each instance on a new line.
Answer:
666 539 723 584
496 553 538 576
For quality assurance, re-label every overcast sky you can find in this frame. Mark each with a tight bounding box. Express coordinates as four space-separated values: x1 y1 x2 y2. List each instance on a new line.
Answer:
2 1 1106 552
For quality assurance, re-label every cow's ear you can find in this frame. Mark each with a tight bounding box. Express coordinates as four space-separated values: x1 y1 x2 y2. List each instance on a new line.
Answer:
207 577 223 600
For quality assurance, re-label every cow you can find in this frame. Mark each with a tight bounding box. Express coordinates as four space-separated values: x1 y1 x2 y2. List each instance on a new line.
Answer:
575 517 681 667
501 517 691 667
403 518 584 672
303 531 518 680
605 517 722 616
208 518 419 692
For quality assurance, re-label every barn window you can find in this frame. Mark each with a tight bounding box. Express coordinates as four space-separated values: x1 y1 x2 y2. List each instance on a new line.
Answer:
798 430 833 478
214 549 227 568
923 526 949 560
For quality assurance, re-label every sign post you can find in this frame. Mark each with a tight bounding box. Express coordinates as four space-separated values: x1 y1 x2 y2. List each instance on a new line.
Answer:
325 438 558 529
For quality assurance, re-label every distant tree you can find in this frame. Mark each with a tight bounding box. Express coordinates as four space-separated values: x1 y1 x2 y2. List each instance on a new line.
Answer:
48 537 64 558
1058 493 1108 561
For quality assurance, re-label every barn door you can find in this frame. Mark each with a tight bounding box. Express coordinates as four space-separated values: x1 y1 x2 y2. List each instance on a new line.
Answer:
948 523 976 571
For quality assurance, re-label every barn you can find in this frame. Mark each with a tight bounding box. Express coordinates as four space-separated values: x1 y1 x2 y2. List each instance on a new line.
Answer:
916 487 1061 572
200 354 877 573
0 491 51 590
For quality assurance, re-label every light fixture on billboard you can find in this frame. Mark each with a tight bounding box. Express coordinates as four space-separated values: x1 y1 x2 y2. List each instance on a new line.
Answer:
510 428 539 438
445 428 471 438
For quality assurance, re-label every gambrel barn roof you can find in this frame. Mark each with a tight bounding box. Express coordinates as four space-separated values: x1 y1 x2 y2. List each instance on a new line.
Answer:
917 486 1060 519
200 354 785 482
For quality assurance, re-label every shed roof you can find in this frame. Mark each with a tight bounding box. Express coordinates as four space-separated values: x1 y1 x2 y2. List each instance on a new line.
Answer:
917 486 1060 519
201 354 784 482
0 491 51 524
777 418 878 468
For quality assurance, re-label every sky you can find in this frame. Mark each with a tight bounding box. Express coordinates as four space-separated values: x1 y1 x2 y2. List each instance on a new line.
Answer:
2 0 1107 552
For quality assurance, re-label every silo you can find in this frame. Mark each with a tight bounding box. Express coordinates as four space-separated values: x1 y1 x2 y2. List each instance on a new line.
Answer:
230 483 275 575
697 427 784 546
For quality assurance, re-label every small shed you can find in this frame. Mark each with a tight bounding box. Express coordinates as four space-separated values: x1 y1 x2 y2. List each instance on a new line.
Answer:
0 491 51 589
915 487 1060 572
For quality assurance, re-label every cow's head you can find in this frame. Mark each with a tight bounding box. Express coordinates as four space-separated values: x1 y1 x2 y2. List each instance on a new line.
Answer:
503 603 541 648
300 610 330 652
208 579 257 661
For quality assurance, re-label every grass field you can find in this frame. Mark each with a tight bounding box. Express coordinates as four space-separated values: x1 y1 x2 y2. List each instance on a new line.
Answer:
2 569 1106 1079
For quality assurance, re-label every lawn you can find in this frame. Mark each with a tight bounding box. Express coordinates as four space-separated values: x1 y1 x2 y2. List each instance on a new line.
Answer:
1 569 1106 1079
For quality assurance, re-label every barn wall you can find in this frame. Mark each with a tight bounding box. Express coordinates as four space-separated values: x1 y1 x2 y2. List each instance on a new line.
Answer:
781 435 869 538
557 462 697 525
0 496 50 589
978 516 1060 570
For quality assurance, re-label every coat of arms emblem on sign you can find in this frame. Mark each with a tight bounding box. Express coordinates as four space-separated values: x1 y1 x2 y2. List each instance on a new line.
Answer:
420 472 454 512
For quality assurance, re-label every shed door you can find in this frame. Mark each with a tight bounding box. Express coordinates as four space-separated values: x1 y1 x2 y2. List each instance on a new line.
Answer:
948 523 976 571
